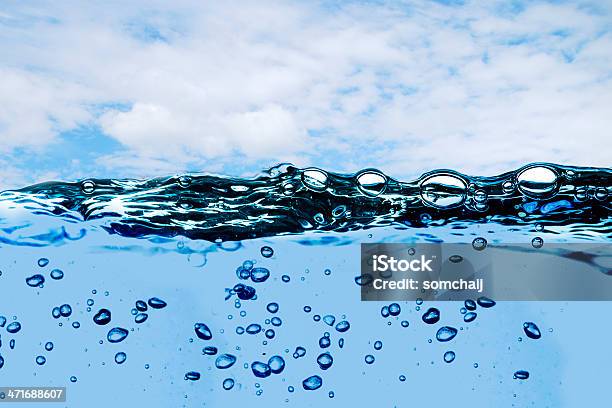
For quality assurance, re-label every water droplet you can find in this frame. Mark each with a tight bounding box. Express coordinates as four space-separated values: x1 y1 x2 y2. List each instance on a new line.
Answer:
45 342 54 351
195 323 213 340
251 267 270 283
365 354 375 364
223 378 235 390
444 351 456 363
26 274 45 288
268 355 285 374
185 371 201 381
6 322 21 334
148 297 167 309
115 352 127 364
335 320 350 333
266 302 279 314
436 326 458 342
422 308 440 324
81 180 96 194
59 304 72 317
517 166 558 197
93 309 111 325
37 258 49 267
472 237 487 251
260 246 274 258
420 174 467 208
513 370 529 380
302 375 323 390
523 322 541 339
107 327 128 343
356 171 387 197
251 361 272 378
301 169 328 191
177 176 191 188
531 237 544 248
464 312 477 323
215 354 237 369
477 297 496 308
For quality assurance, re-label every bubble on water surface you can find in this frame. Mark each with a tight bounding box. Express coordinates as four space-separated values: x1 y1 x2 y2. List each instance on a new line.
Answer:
81 180 96 194
420 174 467 208
301 169 328 191
517 166 558 197
356 171 387 197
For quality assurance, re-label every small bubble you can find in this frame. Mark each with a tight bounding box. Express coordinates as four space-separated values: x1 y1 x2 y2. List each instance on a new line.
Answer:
531 237 544 248
37 258 49 267
59 304 72 317
523 322 542 339
36 355 46 365
26 274 45 288
365 355 375 364
422 308 440 324
374 341 382 350
302 375 323 390
514 370 530 380
266 302 279 314
115 352 127 364
107 327 129 343
443 351 456 363
223 378 235 390
70 376 77 383
6 322 21 334
251 361 272 378
185 371 201 381
399 375 406 382
281 275 290 282
436 326 458 342
260 246 274 258
472 237 487 251
45 342 54 351
81 180 96 194
194 323 213 340
215 354 237 369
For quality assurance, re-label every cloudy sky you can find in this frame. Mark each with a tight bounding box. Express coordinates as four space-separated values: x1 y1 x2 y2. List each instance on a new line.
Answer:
0 0 610 188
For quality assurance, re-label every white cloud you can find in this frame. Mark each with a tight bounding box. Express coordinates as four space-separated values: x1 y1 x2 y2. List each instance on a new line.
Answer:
0 0 610 184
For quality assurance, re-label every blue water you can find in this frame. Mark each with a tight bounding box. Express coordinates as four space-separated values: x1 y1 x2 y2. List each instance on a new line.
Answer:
0 163 610 407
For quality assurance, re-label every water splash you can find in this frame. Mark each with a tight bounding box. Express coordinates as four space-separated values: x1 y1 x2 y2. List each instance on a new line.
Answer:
0 163 608 245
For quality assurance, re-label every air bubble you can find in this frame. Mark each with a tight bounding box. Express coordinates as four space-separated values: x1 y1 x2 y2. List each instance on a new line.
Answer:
464 312 477 323
302 375 323 390
260 246 274 258
81 180 96 194
513 370 529 380
36 355 46 365
223 378 235 390
115 352 127 364
356 171 387 197
532 237 544 248
374 341 382 350
194 323 213 340
365 354 375 364
93 309 111 325
26 274 45 288
107 327 129 343
251 361 272 378
517 166 558 197
185 371 201 381
436 326 458 342
477 297 496 308
523 322 541 339
148 297 167 309
422 307 440 324
268 355 285 374
215 354 237 369
50 269 64 280
472 237 487 251
301 169 328 191
38 258 49 267
443 351 456 363
420 174 467 208
317 352 333 370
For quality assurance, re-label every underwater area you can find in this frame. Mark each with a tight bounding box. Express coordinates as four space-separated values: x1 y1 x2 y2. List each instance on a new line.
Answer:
0 163 610 407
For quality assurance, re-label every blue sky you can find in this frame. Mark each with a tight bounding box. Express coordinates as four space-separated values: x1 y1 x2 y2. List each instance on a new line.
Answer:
0 0 610 188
